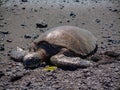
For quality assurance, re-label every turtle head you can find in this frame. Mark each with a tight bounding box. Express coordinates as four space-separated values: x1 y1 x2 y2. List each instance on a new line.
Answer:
23 52 41 68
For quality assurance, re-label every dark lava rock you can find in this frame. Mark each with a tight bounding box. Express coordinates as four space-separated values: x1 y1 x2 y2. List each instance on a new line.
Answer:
107 39 120 44
117 56 120 61
6 39 12 43
0 24 4 27
0 17 4 20
104 51 120 58
0 30 9 34
24 34 39 39
74 0 79 2
21 24 26 27
10 74 23 82
109 8 119 13
36 22 48 28
67 20 70 23
59 5 64 9
82 23 85 25
0 71 4 78
0 43 4 51
24 34 32 39
21 0 28 2
22 7 26 10
91 55 102 62
70 12 76 18
95 19 101 23
31 34 39 39
26 82 32 87
14 5 18 7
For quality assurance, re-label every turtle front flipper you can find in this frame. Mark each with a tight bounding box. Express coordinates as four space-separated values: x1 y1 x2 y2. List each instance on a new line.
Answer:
50 54 93 69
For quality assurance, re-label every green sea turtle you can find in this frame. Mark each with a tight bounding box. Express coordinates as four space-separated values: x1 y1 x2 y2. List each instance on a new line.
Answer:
10 26 97 68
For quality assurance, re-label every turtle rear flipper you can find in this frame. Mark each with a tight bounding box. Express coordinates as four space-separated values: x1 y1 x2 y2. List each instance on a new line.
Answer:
50 54 92 69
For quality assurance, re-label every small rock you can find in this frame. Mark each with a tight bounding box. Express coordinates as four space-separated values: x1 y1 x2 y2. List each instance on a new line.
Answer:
67 20 70 23
36 22 48 28
74 0 79 2
26 82 32 87
0 30 9 34
82 23 85 25
59 5 64 9
59 20 62 23
6 39 12 43
95 19 101 23
22 7 26 10
14 4 18 7
91 55 102 62
24 34 32 39
0 43 4 51
10 74 23 82
24 34 39 39
21 0 28 2
0 71 4 78
117 56 120 61
107 39 120 44
21 24 26 27
70 12 76 18
0 17 4 20
31 34 39 39
0 24 4 27
34 9 38 12
104 51 120 58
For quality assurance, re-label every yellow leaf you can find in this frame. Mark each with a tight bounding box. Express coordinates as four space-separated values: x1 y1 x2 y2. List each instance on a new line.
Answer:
43 66 57 71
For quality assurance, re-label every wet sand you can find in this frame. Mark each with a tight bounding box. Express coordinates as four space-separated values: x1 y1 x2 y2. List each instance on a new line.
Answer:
0 0 120 90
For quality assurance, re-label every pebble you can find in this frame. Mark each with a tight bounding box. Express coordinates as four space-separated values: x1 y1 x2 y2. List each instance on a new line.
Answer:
109 8 119 13
74 0 80 2
36 22 48 28
0 30 9 34
14 5 18 7
0 71 4 78
22 7 26 10
24 34 32 39
0 24 4 27
70 12 76 18
67 20 70 23
59 5 64 9
0 17 4 20
104 51 120 58
10 74 23 82
21 24 26 27
117 57 120 61
107 39 120 44
95 19 101 23
91 55 102 62
21 0 28 2
0 43 4 51
26 82 32 87
24 34 39 39
31 34 39 39
6 39 12 43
